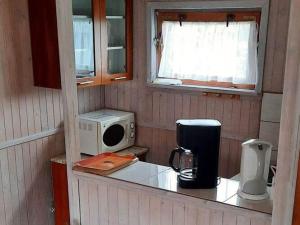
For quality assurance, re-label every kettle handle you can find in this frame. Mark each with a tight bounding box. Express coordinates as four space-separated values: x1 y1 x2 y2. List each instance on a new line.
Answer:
169 148 181 172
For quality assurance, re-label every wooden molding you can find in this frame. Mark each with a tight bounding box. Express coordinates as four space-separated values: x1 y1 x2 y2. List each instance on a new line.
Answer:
272 0 300 224
0 128 64 150
55 0 81 224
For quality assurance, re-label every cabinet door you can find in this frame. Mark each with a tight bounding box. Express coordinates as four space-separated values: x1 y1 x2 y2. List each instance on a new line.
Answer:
51 162 70 225
100 0 133 84
73 0 103 86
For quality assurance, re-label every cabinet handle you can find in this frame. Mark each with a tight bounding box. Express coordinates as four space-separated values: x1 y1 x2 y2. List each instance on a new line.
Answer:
77 81 94 85
111 77 127 81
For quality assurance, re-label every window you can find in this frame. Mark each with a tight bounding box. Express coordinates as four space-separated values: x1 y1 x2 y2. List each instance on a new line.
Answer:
147 1 269 94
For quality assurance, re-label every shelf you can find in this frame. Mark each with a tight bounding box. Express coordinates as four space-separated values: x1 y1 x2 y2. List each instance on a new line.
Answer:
106 16 125 19
107 46 125 50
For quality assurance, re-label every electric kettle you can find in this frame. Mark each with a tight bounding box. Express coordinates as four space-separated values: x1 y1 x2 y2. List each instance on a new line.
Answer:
238 139 272 200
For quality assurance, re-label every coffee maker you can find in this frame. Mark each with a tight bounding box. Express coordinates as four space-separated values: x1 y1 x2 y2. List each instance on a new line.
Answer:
169 119 221 188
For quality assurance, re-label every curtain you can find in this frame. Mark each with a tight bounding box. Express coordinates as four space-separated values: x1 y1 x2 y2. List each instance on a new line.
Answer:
73 17 94 76
158 21 258 85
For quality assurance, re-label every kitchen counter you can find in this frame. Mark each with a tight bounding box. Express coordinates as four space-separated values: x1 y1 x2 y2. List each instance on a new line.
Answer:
73 160 273 215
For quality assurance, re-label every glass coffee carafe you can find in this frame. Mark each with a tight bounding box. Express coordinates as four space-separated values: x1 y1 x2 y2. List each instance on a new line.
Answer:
169 147 198 181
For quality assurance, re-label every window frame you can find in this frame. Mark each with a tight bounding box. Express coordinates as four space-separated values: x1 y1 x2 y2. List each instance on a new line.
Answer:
146 0 270 95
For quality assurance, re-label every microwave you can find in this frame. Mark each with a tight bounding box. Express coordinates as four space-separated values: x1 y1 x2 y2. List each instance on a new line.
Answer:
79 109 135 155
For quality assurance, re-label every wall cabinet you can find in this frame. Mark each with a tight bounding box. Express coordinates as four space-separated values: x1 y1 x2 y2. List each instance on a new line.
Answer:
28 0 133 89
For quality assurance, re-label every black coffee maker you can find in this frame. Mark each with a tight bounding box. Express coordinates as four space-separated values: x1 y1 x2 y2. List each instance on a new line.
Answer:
169 119 221 189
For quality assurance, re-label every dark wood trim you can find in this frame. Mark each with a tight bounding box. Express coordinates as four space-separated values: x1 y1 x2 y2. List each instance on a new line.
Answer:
51 162 70 225
28 0 61 89
156 10 261 25
92 0 102 85
101 0 133 84
126 0 133 81
181 79 256 90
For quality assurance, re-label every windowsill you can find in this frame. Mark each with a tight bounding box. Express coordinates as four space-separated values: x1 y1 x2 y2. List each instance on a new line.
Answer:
147 81 260 96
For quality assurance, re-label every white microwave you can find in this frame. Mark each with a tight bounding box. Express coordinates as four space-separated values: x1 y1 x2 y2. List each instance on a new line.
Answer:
79 109 135 155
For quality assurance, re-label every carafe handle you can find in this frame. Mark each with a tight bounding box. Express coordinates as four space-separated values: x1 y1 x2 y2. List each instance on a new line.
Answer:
169 148 181 172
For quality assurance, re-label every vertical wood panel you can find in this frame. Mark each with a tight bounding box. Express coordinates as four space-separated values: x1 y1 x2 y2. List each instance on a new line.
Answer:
166 93 175 126
185 205 198 225
159 93 168 126
182 95 191 119
15 145 28 225
0 159 5 225
173 201 185 225
149 196 161 225
0 150 13 225
98 183 109 225
76 178 272 225
0 133 65 225
108 186 119 225
190 95 199 119
223 213 237 225
128 190 139 225
209 210 223 225
79 179 90 225
89 182 99 225
118 189 129 225
198 95 207 118
197 208 210 225
8 148 21 225
139 192 150 225
236 216 250 225
160 198 173 225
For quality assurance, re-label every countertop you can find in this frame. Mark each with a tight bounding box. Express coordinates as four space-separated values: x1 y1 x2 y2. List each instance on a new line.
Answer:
74 160 273 215
50 146 149 165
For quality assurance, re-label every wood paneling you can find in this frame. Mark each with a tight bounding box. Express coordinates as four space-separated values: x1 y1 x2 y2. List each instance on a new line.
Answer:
0 0 105 224
104 0 290 178
0 133 65 225
263 0 291 93
78 87 105 114
273 0 300 223
107 83 261 177
76 175 272 225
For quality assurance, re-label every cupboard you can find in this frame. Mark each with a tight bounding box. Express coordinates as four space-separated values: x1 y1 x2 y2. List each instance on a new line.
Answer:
28 0 133 89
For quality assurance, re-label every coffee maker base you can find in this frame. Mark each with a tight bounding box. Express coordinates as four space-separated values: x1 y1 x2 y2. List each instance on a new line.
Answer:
178 176 218 189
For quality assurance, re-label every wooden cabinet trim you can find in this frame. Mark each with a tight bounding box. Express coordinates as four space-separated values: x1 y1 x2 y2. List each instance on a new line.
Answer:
100 0 133 85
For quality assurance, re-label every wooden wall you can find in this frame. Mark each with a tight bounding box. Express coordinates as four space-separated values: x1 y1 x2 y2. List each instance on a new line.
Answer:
104 0 291 178
0 134 65 225
76 174 272 225
0 0 104 224
0 0 291 224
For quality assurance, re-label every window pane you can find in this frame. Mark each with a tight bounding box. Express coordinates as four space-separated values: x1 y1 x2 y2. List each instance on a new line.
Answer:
158 21 258 85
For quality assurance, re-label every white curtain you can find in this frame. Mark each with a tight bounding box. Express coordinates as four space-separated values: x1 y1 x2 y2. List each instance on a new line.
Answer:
73 17 94 75
158 21 258 85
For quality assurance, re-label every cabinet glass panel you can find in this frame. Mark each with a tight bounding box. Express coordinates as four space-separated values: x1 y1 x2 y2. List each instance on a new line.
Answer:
106 0 126 74
72 0 95 78
108 49 126 74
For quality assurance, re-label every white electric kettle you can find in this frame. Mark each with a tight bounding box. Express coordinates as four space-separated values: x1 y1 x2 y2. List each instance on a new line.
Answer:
238 139 272 200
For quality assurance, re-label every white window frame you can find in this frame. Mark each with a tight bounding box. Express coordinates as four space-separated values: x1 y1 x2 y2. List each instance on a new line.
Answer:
146 0 269 95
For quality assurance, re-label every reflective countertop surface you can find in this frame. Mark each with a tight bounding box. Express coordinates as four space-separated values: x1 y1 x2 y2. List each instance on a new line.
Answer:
103 161 273 215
